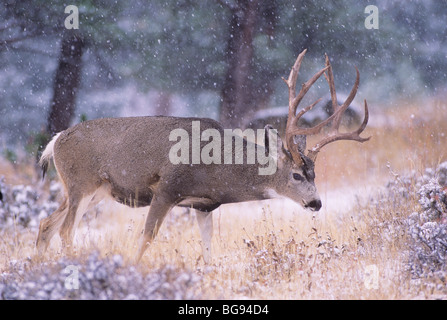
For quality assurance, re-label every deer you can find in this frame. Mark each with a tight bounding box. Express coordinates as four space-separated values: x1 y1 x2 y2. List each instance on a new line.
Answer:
36 49 370 263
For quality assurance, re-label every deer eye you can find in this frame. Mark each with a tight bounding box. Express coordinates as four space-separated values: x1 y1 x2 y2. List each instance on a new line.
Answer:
293 173 304 181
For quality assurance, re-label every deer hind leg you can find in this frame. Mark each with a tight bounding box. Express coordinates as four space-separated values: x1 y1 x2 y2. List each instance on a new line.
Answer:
36 198 68 255
59 192 96 251
136 193 174 262
196 210 213 264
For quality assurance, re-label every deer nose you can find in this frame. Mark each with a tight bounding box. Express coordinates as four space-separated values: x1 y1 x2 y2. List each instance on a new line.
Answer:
306 199 322 211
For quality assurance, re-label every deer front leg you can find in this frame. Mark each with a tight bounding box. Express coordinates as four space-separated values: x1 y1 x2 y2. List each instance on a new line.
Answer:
196 210 213 264
136 193 174 262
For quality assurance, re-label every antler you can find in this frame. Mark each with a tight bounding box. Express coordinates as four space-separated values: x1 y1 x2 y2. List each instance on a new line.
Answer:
282 49 329 165
283 50 370 165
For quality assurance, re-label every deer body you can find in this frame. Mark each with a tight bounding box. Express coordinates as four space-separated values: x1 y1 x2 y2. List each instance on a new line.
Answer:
36 50 370 263
36 116 319 262
46 116 301 208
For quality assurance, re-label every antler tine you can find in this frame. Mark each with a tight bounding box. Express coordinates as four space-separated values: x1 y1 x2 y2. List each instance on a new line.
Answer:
324 54 338 125
307 99 371 162
286 68 329 135
324 55 360 133
304 59 368 162
282 49 307 119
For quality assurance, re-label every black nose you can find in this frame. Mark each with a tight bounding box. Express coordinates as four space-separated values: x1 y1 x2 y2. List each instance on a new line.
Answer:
306 199 322 211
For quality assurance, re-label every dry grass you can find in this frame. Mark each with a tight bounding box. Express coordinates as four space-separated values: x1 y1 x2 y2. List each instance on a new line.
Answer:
1 96 447 299
315 97 447 189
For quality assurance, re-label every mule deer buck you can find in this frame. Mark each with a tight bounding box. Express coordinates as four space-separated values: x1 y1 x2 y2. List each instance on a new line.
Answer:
36 49 370 263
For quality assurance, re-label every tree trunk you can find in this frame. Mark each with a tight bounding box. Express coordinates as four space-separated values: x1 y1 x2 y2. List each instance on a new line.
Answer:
47 31 84 135
219 0 259 128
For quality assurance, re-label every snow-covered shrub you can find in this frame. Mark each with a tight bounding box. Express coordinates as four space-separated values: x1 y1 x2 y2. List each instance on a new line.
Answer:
367 162 447 279
416 178 447 222
0 177 61 230
0 252 201 300
385 161 447 201
386 161 447 279
408 176 447 278
437 161 447 187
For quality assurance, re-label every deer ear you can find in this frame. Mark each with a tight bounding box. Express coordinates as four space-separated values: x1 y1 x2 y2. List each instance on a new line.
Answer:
264 125 275 151
264 124 292 159
264 125 291 161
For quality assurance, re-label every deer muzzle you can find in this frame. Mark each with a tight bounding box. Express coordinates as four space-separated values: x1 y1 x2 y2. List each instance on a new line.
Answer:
304 199 322 211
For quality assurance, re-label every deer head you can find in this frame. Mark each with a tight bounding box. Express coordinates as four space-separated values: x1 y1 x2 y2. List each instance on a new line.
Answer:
273 49 370 211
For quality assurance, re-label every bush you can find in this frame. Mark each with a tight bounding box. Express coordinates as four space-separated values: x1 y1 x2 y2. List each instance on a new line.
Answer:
408 175 447 279
0 252 201 300
0 176 61 230
385 161 447 279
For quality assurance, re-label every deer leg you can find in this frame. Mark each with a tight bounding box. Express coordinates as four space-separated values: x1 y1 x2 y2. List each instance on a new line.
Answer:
36 198 68 255
59 192 95 250
136 193 174 262
196 210 213 264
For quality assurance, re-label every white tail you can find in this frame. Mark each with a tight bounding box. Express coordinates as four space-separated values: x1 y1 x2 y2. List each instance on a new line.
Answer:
39 132 61 179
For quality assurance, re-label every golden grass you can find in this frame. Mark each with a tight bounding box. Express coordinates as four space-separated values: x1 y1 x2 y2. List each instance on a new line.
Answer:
314 97 447 188
0 159 37 186
1 96 447 299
